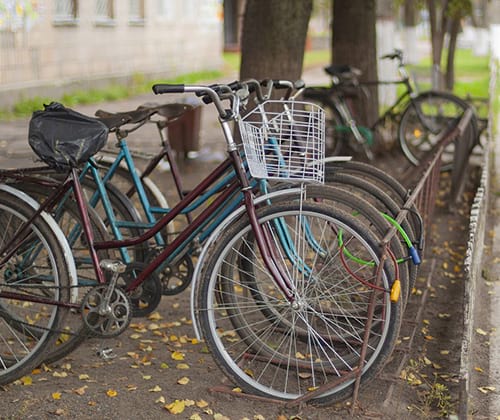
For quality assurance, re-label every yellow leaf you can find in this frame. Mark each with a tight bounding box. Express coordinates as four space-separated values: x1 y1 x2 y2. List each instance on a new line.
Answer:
106 389 118 397
20 376 32 386
130 333 142 339
52 392 62 400
165 399 185 414
52 371 68 378
184 399 195 406
191 338 200 345
176 363 190 370
196 399 209 408
476 328 488 336
475 366 484 373
171 351 185 361
149 385 162 392
148 311 162 321
177 377 190 385
142 375 152 380
232 387 242 393
189 415 202 420
155 396 166 404
440 350 450 355
424 335 434 341
78 374 90 380
31 368 42 375
295 352 306 359
214 414 230 420
160 363 169 369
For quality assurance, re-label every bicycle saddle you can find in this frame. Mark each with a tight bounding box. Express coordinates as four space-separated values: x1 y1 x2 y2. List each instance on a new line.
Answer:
324 65 362 80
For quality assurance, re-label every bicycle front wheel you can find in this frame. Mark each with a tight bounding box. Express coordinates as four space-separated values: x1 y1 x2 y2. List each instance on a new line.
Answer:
398 91 477 171
0 188 71 384
196 202 401 404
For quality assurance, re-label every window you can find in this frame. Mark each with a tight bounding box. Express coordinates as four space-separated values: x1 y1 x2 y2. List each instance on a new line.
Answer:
54 0 78 23
96 0 114 22
129 0 145 23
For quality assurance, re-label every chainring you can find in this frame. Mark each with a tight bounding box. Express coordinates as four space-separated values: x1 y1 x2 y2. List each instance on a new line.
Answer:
81 285 131 338
157 255 194 296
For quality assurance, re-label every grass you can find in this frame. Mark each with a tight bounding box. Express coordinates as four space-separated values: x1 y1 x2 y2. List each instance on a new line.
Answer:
0 69 224 120
408 48 490 99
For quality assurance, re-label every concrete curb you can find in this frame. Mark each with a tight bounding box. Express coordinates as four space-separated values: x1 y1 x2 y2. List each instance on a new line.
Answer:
459 60 496 418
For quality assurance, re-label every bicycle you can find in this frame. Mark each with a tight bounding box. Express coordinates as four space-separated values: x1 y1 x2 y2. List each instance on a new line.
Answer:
0 81 405 406
301 49 479 170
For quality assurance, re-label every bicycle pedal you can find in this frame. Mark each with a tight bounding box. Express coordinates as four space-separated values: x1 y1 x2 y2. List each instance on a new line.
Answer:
95 346 116 360
100 259 127 273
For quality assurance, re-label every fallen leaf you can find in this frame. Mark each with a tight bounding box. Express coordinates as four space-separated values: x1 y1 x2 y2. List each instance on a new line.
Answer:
73 386 87 395
171 351 185 361
52 392 62 400
176 363 190 370
106 389 118 397
476 328 488 336
196 399 209 408
78 374 90 380
189 415 202 420
149 385 162 392
165 399 185 414
155 396 166 404
478 386 496 394
20 376 32 386
177 377 190 385
475 366 484 373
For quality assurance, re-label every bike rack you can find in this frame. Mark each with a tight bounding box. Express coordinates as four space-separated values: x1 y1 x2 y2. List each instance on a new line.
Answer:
348 107 476 412
207 108 477 413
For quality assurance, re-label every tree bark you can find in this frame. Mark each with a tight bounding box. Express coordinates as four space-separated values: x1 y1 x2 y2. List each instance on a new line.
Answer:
239 0 313 83
332 0 378 126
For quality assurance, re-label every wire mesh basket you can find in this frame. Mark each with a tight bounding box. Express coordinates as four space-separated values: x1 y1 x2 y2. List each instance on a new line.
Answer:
238 100 325 183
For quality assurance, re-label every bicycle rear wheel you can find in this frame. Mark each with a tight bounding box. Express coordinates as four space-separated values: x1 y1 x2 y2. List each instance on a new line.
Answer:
0 188 71 384
398 91 477 171
196 202 401 404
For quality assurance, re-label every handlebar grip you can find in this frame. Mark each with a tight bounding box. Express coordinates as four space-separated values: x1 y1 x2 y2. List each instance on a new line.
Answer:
152 84 185 95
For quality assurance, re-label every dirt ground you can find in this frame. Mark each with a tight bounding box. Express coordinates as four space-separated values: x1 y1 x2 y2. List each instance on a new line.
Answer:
0 141 484 420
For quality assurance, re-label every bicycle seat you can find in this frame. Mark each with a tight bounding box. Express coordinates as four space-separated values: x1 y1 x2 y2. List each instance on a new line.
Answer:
95 108 155 129
138 102 193 120
324 65 362 80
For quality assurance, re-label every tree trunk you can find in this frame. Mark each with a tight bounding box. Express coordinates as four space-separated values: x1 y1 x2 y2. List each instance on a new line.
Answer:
239 0 313 83
427 0 448 89
445 17 460 91
332 0 378 126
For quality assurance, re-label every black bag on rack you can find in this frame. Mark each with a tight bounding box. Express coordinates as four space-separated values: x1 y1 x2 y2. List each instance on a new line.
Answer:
28 101 109 171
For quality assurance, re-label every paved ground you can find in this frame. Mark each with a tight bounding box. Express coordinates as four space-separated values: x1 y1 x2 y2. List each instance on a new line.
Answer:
0 65 497 418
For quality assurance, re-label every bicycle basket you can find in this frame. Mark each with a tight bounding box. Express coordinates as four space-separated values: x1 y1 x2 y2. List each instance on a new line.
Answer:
29 102 109 171
238 100 325 183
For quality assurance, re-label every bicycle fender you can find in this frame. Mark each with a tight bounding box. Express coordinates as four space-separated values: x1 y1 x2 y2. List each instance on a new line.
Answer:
0 183 79 301
189 187 304 339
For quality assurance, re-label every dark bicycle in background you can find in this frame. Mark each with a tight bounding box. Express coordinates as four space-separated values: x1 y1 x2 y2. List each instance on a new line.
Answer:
301 49 481 170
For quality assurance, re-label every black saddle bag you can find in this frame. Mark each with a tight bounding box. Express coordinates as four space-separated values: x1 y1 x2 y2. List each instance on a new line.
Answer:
29 102 109 171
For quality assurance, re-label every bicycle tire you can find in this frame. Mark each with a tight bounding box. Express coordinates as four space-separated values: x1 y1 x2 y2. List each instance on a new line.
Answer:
324 172 420 298
196 202 402 404
0 189 71 384
10 181 113 364
398 90 478 171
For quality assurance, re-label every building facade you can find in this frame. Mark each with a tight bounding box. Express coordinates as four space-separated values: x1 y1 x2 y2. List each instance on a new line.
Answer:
0 0 224 108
